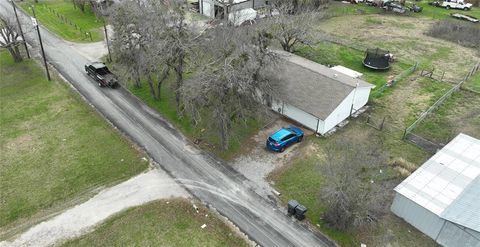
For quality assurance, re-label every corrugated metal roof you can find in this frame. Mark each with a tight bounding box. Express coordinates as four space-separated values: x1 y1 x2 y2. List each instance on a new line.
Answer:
441 176 480 232
394 133 480 230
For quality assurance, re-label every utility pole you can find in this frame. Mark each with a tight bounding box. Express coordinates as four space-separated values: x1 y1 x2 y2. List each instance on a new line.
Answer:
103 19 112 62
31 5 51 81
11 0 30 58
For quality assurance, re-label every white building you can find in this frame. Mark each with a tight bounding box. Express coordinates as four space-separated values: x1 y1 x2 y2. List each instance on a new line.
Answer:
198 0 265 19
391 133 480 247
269 50 375 135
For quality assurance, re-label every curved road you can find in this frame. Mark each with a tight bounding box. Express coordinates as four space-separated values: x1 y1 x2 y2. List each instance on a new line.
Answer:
0 2 334 246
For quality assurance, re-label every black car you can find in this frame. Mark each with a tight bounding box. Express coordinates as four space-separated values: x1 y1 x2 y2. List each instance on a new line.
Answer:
84 62 118 88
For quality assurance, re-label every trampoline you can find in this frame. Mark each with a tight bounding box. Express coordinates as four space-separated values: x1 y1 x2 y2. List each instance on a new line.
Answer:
363 48 391 70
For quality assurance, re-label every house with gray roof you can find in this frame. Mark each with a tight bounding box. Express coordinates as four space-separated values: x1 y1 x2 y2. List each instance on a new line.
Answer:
391 133 480 247
268 50 375 135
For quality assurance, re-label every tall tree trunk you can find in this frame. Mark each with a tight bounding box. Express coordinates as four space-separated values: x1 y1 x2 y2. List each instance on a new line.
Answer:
133 66 141 88
174 51 185 114
219 115 229 151
7 46 23 62
156 67 170 101
146 74 157 100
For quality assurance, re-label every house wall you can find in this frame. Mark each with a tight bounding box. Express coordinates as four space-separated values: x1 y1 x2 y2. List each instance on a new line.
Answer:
200 0 215 18
323 87 371 134
391 193 445 240
436 221 480 247
200 0 267 18
271 100 324 133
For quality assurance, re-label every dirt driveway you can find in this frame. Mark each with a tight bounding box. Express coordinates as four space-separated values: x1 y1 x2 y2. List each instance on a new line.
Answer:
230 117 313 200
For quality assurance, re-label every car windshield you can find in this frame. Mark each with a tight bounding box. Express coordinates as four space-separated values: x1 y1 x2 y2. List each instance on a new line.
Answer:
268 137 277 143
96 68 109 75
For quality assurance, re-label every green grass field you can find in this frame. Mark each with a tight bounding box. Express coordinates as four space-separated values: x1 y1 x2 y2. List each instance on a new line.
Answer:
413 89 480 143
294 41 412 97
129 76 264 160
0 51 147 233
19 0 103 42
464 71 480 92
61 199 249 247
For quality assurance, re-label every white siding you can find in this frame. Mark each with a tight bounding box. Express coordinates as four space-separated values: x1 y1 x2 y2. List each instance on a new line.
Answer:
391 193 445 240
271 100 324 133
200 0 214 18
283 104 319 131
323 87 371 134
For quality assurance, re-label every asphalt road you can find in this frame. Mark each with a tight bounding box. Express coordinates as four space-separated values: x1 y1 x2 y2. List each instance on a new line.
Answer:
0 2 335 246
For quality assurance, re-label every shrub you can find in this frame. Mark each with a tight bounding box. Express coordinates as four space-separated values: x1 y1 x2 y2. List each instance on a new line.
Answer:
426 20 480 48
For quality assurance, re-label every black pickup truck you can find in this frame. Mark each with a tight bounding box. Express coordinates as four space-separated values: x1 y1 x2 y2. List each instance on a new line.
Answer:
84 62 118 88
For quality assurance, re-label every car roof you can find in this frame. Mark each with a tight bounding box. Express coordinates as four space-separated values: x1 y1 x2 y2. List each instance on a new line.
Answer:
270 128 294 141
91 62 106 69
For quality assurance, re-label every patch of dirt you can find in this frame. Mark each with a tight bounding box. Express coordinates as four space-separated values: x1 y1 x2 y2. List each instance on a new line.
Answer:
318 15 480 80
3 134 37 153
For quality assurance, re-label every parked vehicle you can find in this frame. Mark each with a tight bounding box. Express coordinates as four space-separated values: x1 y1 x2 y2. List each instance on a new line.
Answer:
407 3 423 12
442 0 472 10
266 125 304 152
383 1 407 13
84 62 118 88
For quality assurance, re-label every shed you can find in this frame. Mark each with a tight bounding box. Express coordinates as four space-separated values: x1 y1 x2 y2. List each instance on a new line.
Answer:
391 133 480 247
268 50 375 135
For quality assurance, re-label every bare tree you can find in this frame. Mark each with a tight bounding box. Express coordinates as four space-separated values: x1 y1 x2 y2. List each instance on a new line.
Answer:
181 25 279 150
109 0 194 107
265 4 324 52
0 17 24 62
109 1 145 88
319 134 390 230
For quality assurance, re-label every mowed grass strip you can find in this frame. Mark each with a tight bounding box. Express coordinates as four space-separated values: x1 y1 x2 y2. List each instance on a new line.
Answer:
19 0 103 42
61 199 249 247
0 51 147 230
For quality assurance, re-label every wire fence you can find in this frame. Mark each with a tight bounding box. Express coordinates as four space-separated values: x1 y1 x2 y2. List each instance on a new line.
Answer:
403 79 464 139
41 4 93 41
372 62 418 97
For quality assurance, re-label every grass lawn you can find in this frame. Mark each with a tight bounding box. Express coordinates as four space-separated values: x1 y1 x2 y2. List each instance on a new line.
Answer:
464 71 480 93
61 199 249 247
412 89 480 143
294 41 412 97
0 51 147 234
128 75 265 160
19 0 103 42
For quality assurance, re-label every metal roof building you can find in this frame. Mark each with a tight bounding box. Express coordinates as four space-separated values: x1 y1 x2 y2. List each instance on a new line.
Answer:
391 133 480 247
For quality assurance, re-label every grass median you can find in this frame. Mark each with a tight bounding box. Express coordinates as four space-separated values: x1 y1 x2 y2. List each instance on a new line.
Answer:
0 51 147 234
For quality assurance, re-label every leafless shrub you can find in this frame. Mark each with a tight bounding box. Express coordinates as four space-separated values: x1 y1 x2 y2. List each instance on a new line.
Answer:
426 20 480 49
388 157 417 173
319 134 390 230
